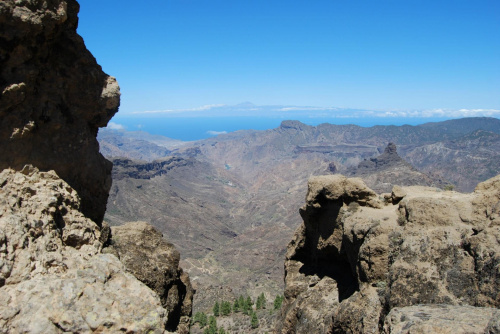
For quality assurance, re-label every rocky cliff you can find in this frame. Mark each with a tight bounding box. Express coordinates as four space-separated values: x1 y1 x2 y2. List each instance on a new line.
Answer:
277 174 500 333
0 1 192 332
0 0 119 224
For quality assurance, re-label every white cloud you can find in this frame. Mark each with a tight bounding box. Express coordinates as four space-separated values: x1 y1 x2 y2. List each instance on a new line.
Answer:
107 122 125 130
278 106 338 111
207 130 227 136
132 104 226 115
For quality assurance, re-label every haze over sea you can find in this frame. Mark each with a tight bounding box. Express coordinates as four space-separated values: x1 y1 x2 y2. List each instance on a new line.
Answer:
110 116 455 141
106 103 499 141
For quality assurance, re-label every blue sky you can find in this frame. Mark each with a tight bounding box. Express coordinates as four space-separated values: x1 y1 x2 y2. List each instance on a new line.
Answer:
78 0 500 117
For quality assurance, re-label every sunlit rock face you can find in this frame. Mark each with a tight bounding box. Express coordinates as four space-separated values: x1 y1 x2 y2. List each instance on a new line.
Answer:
277 174 500 334
0 0 120 224
0 167 169 333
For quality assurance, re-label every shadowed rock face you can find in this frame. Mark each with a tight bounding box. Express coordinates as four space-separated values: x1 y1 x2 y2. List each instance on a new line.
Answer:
0 1 193 332
277 174 500 334
0 0 120 224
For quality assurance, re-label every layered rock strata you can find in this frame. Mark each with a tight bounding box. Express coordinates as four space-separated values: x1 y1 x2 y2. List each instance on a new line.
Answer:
277 174 500 333
0 0 120 224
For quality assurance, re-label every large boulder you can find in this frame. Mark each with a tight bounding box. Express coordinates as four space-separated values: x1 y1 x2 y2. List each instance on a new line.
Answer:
0 0 120 224
105 222 194 334
276 174 500 333
0 167 168 333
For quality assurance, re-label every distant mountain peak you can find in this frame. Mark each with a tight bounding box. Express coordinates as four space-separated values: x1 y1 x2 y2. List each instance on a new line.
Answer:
279 120 309 130
384 142 397 154
234 102 256 108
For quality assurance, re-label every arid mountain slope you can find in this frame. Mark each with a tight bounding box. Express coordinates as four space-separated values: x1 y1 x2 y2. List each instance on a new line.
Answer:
105 155 301 310
99 118 500 313
402 129 500 191
193 118 500 192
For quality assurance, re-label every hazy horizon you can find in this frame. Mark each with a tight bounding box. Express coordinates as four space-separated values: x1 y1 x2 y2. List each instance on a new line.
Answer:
104 102 500 141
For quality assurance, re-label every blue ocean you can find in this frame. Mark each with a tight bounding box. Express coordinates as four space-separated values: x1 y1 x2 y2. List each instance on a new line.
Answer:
109 116 451 141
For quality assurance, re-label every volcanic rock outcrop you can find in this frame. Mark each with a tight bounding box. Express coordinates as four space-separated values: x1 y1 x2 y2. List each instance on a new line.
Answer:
276 174 500 333
0 167 170 332
105 222 194 333
0 1 193 332
351 142 445 193
0 0 120 224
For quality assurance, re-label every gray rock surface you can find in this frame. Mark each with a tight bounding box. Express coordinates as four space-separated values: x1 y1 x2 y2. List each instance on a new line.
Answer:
0 167 169 333
277 174 500 333
384 304 500 334
0 0 120 224
105 222 194 334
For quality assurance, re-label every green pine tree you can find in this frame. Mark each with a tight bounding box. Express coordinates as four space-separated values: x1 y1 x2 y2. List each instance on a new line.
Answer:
208 316 217 334
256 292 266 309
233 298 240 312
242 297 250 315
195 311 208 328
274 295 284 310
213 301 220 317
219 327 227 334
260 292 267 309
221 301 231 316
251 311 259 329
238 295 245 310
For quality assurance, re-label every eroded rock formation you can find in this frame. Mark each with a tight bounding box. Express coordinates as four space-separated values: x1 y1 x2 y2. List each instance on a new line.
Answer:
277 174 500 333
0 1 193 332
0 0 119 224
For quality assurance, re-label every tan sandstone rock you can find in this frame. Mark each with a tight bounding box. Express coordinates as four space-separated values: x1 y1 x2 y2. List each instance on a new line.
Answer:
277 174 500 334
